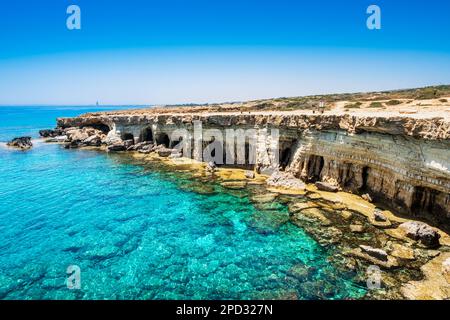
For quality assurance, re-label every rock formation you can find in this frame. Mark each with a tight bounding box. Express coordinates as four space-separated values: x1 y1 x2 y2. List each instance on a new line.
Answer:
53 111 450 227
7 137 33 150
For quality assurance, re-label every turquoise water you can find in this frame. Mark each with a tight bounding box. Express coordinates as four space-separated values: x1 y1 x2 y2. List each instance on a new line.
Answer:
0 106 366 299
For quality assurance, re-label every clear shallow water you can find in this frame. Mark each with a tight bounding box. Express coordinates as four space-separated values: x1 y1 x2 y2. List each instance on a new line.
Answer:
0 106 366 299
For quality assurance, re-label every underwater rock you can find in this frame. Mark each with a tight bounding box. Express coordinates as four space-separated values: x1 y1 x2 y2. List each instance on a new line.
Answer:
399 221 441 248
123 139 134 149
340 210 353 221
248 210 289 234
266 171 306 190
39 128 64 137
315 181 339 192
7 136 32 150
286 264 312 281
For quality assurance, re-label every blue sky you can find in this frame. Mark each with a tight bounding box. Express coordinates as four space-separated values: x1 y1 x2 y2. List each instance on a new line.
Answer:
1 0 450 105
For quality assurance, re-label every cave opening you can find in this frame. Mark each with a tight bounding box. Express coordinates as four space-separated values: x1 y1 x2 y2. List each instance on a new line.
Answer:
280 147 292 170
307 155 324 181
140 127 153 142
411 186 437 216
155 132 170 147
122 133 134 143
81 122 110 134
361 166 370 191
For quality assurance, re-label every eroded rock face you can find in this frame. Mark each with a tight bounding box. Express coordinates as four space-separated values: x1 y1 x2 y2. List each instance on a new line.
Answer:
55 111 450 225
398 221 441 248
7 137 33 150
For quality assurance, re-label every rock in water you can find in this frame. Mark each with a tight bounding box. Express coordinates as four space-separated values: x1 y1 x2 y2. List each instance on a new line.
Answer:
315 181 339 192
359 245 388 262
266 171 306 190
399 221 441 248
7 137 33 150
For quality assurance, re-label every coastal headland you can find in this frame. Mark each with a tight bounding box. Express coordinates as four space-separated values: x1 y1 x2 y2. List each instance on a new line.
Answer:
44 86 450 299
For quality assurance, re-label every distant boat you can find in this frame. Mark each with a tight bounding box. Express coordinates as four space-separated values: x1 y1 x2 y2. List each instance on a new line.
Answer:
96 101 99 107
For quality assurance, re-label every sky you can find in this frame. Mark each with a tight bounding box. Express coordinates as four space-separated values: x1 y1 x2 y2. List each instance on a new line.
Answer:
0 0 450 105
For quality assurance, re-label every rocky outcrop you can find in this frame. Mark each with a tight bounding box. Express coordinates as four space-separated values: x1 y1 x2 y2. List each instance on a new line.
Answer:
315 181 339 192
39 129 64 138
266 171 306 190
398 221 441 248
7 137 33 150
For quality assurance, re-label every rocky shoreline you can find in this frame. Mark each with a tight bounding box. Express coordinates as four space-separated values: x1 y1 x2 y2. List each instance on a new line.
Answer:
40 109 450 299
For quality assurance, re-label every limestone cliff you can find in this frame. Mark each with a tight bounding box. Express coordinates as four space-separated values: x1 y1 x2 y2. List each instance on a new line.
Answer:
56 112 450 226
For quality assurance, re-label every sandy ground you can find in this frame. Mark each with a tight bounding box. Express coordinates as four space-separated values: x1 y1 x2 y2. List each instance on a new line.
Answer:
86 96 450 121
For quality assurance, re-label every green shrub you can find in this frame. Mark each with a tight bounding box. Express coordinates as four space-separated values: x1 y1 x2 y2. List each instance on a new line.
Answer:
386 100 402 106
415 88 441 100
439 99 448 103
368 102 384 108
345 102 362 109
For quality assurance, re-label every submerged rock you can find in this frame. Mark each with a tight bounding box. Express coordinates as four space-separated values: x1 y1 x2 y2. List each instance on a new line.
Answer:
368 209 392 228
7 137 33 150
266 171 306 190
45 135 67 143
315 181 339 192
398 221 441 248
